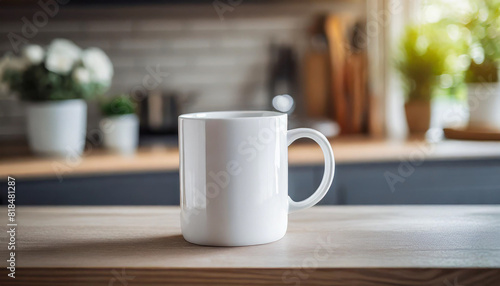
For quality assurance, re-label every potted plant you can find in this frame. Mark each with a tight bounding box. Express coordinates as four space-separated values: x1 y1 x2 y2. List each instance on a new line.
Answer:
463 0 500 130
100 95 139 156
395 24 455 134
0 39 113 157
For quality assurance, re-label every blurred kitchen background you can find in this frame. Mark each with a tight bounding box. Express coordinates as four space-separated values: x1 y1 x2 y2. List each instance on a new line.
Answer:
1 0 500 205
0 0 369 141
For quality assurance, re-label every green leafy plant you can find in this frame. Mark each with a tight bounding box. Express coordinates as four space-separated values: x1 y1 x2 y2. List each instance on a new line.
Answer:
466 60 499 82
101 95 136 116
0 39 113 101
2 63 107 101
464 0 500 82
395 24 460 102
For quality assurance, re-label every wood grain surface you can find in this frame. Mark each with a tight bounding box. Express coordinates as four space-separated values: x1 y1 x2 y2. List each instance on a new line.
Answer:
2 268 499 286
444 127 500 141
0 206 499 285
2 137 500 179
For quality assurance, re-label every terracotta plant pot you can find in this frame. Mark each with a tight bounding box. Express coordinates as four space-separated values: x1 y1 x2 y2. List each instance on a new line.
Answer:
404 101 431 134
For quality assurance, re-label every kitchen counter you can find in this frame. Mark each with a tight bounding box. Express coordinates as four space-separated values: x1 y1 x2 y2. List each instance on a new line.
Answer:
1 206 499 285
2 137 500 179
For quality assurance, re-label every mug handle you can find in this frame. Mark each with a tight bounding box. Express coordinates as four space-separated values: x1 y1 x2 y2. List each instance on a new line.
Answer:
287 128 335 214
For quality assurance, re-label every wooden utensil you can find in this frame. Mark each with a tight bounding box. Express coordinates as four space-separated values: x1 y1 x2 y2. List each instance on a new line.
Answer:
325 15 348 133
304 50 330 118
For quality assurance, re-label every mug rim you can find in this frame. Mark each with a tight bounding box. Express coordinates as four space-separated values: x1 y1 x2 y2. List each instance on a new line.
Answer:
179 110 286 120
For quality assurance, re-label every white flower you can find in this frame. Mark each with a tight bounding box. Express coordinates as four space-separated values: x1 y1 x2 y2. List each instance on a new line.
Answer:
81 47 113 85
45 55 74 74
45 39 81 75
22 45 44 65
72 67 91 84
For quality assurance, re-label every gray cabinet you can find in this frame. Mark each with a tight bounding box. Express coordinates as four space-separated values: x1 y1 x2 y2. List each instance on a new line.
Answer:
320 159 500 205
3 159 500 205
3 172 179 205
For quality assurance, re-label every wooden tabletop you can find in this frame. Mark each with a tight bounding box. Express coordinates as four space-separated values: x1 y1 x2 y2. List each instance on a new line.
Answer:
1 206 499 285
2 137 500 179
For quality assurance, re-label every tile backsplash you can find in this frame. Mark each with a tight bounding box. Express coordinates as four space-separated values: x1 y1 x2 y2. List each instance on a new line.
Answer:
0 1 364 140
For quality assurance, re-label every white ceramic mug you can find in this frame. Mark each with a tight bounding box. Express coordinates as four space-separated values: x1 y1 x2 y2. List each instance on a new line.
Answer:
179 111 335 246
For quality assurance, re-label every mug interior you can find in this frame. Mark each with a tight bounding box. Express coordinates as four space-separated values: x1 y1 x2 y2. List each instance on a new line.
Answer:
180 111 284 120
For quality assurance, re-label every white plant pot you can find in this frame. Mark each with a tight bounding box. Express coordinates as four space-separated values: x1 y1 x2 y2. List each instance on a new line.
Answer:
467 83 500 130
27 99 87 157
101 114 139 156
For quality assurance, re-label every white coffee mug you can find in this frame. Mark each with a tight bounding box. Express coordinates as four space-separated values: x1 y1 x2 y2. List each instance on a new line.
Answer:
179 111 335 246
